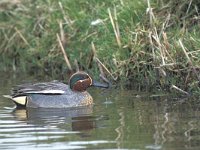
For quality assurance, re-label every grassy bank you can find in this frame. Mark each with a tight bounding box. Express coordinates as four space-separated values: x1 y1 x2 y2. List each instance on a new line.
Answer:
0 0 200 95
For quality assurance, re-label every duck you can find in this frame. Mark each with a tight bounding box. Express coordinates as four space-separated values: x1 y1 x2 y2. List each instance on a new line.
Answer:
9 71 109 108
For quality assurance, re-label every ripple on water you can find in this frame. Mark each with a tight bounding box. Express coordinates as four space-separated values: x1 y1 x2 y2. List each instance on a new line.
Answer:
0 107 97 149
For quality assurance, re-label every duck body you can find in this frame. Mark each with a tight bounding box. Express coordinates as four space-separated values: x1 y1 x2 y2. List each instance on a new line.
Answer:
9 72 108 108
12 81 93 108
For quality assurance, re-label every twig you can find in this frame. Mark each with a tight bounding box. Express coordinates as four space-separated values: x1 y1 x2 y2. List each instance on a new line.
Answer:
58 1 73 29
81 31 97 42
179 39 200 82
3 32 17 53
74 59 79 72
91 42 97 57
91 42 116 81
96 57 117 81
14 27 30 46
149 31 155 60
114 6 120 44
91 42 104 76
186 0 193 14
171 85 189 95
162 32 175 63
96 58 109 75
108 8 121 48
57 33 72 71
59 21 66 48
147 0 155 28
153 27 165 65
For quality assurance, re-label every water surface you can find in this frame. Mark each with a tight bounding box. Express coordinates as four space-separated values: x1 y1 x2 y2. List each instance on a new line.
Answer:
0 72 200 149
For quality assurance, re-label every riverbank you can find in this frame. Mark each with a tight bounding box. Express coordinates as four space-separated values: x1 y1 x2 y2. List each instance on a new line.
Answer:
0 0 200 95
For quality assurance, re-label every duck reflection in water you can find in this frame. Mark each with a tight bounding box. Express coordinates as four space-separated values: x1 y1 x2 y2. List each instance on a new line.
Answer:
12 106 96 135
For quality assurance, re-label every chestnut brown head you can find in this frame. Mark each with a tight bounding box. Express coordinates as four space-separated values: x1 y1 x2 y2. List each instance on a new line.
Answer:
69 72 109 92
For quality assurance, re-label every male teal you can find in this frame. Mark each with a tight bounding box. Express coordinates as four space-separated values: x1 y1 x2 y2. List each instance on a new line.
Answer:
9 71 108 108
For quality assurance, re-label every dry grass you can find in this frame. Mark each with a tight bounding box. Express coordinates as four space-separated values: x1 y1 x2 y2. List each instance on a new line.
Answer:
0 0 200 95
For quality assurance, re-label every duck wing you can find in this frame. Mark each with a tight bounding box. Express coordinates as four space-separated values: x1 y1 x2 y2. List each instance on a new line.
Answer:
12 81 69 97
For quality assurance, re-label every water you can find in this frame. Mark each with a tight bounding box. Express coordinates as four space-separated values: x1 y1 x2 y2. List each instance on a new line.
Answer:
1 73 200 149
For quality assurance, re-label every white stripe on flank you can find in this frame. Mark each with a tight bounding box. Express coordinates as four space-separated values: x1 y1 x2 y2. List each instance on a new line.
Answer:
25 90 65 94
13 96 26 105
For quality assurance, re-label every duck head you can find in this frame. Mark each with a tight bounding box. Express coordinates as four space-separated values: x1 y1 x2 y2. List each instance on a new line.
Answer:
69 71 109 92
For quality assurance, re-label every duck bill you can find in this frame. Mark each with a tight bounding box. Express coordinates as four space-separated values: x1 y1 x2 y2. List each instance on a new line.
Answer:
92 80 109 88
